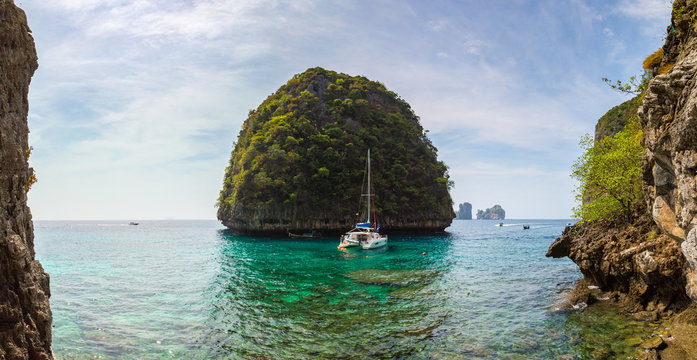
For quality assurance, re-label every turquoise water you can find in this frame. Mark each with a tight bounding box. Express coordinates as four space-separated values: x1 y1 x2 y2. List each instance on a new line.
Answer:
35 220 659 359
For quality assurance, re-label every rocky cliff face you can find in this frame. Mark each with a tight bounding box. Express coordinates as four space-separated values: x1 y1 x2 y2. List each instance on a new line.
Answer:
639 0 697 302
547 203 690 320
547 3 697 356
0 1 53 359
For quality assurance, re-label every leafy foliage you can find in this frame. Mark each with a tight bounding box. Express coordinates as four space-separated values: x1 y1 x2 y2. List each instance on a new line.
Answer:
594 95 642 142
571 118 644 223
25 146 36 191
601 72 650 95
217 67 454 225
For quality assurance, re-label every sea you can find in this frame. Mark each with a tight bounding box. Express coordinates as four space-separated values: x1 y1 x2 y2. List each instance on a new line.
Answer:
34 219 661 359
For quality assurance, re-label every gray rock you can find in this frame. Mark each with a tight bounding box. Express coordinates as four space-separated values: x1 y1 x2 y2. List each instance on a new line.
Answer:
652 196 685 242
636 251 658 275
682 228 697 300
546 235 571 258
0 1 53 358
641 36 697 300
653 163 673 190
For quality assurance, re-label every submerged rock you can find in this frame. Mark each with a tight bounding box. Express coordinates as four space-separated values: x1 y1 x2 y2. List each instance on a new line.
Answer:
658 303 697 358
388 285 439 299
640 336 665 350
0 1 53 358
346 269 439 286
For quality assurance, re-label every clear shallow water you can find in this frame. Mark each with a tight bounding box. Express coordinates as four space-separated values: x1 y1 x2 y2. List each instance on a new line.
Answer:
34 219 659 359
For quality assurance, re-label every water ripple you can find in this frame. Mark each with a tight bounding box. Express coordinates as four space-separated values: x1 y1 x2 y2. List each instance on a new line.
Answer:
34 219 659 359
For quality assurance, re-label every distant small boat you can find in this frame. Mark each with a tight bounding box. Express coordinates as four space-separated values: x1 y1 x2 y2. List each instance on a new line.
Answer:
288 231 320 239
498 223 504 227
129 222 139 226
523 225 530 229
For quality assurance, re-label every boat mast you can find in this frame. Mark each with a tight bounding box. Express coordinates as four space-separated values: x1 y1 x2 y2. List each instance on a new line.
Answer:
368 149 377 230
367 148 371 225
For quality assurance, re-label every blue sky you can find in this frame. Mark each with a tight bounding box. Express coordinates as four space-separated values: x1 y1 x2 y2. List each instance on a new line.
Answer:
20 0 672 220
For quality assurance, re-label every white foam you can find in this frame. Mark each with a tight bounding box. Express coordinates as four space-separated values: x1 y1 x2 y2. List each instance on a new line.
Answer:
572 302 588 311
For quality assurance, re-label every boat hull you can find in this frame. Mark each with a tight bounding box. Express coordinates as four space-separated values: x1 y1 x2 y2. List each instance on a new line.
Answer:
338 242 361 249
339 228 387 250
361 237 387 249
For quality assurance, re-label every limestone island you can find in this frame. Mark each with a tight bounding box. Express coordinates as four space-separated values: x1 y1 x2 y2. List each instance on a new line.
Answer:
455 202 472 219
217 67 454 235
476 205 505 220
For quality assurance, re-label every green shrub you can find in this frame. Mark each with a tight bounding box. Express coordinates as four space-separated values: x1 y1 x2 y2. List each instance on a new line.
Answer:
571 118 644 223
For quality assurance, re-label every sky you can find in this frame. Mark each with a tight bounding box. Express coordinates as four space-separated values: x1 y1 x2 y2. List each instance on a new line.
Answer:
19 0 673 220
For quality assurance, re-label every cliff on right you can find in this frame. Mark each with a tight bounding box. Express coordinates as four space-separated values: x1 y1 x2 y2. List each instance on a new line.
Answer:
548 0 697 356
641 0 697 302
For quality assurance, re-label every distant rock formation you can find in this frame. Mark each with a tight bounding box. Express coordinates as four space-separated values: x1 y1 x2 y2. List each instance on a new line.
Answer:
0 1 53 358
217 67 454 235
476 205 505 220
456 202 472 219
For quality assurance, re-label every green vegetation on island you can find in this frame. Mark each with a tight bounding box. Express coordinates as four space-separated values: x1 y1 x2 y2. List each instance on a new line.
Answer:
593 95 642 141
578 48 665 225
572 114 643 224
572 80 645 224
217 67 454 233
456 202 472 219
476 205 505 220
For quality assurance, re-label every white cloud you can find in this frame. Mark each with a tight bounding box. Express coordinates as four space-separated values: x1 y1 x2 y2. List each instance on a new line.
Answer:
616 0 672 21
571 0 603 24
19 0 668 219
450 162 568 178
464 38 490 57
427 19 451 32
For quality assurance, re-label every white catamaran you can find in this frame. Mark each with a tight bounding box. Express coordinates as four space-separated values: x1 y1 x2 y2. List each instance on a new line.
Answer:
338 149 388 250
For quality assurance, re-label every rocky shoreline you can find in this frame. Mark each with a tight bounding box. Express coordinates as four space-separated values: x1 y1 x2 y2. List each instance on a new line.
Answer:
547 205 690 322
546 208 694 358
221 214 453 237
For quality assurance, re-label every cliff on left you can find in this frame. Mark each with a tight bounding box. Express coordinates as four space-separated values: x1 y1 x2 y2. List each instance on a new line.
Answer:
0 1 53 359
